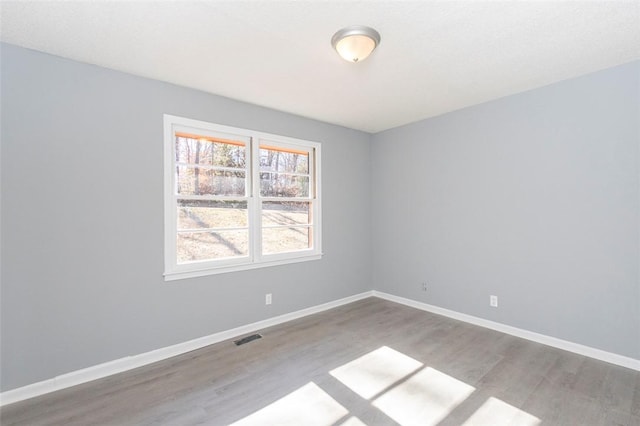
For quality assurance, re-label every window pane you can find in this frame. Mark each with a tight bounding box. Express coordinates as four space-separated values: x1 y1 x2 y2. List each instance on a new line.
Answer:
178 200 248 230
260 148 308 173
260 173 309 197
176 136 246 168
177 230 248 263
262 202 310 226
262 227 311 255
177 167 245 196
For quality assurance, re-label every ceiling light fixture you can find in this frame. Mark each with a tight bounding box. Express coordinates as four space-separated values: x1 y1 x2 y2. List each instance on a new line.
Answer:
331 25 381 63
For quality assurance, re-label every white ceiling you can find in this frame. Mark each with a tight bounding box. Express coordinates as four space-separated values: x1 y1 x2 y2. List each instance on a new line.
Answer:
1 1 639 133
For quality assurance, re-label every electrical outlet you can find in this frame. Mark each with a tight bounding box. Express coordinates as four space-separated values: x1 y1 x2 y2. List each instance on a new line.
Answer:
422 282 428 292
265 293 272 305
490 295 498 308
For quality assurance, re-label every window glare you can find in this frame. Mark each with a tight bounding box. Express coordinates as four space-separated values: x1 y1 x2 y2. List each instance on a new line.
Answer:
178 200 248 230
175 136 246 168
176 167 246 197
260 173 309 198
260 148 309 173
177 230 249 262
262 227 311 255
262 202 311 226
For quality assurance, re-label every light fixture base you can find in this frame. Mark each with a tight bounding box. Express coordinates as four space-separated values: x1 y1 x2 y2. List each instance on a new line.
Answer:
331 25 381 63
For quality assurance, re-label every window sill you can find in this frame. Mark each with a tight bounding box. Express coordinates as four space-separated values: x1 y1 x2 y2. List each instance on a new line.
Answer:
164 253 323 281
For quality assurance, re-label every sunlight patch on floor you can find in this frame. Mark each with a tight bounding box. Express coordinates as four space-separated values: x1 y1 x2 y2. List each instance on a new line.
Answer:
329 346 423 399
338 416 368 426
231 346 537 425
230 382 348 426
462 397 541 426
372 367 475 426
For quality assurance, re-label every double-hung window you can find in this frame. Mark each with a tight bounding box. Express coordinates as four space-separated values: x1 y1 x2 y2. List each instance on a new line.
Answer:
164 115 321 280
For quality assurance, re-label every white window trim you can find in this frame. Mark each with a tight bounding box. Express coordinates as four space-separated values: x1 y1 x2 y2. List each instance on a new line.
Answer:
164 114 322 281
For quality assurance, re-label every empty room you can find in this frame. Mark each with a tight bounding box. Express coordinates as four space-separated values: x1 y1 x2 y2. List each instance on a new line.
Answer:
1 1 639 425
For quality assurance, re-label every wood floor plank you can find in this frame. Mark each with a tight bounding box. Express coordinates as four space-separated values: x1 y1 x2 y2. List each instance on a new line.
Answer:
1 297 637 425
629 370 640 418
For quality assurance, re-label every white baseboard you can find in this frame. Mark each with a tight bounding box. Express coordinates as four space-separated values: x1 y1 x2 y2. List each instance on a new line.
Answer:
4 290 638 406
0 291 374 407
372 290 640 372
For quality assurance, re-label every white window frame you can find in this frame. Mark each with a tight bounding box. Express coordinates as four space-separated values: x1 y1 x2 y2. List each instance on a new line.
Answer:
164 114 322 280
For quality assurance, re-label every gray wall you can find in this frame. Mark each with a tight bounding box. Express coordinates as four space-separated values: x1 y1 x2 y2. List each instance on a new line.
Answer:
372 61 640 359
2 42 638 393
0 43 372 391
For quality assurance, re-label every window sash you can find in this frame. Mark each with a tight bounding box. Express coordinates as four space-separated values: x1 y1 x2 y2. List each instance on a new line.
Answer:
164 115 321 280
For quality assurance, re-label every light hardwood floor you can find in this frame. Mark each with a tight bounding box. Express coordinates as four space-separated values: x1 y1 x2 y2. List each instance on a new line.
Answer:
2 297 639 425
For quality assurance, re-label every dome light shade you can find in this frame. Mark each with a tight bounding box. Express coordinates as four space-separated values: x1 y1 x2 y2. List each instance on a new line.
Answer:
331 26 380 63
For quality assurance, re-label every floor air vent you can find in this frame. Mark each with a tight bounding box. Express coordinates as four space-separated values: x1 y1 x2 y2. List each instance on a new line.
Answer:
234 333 262 346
